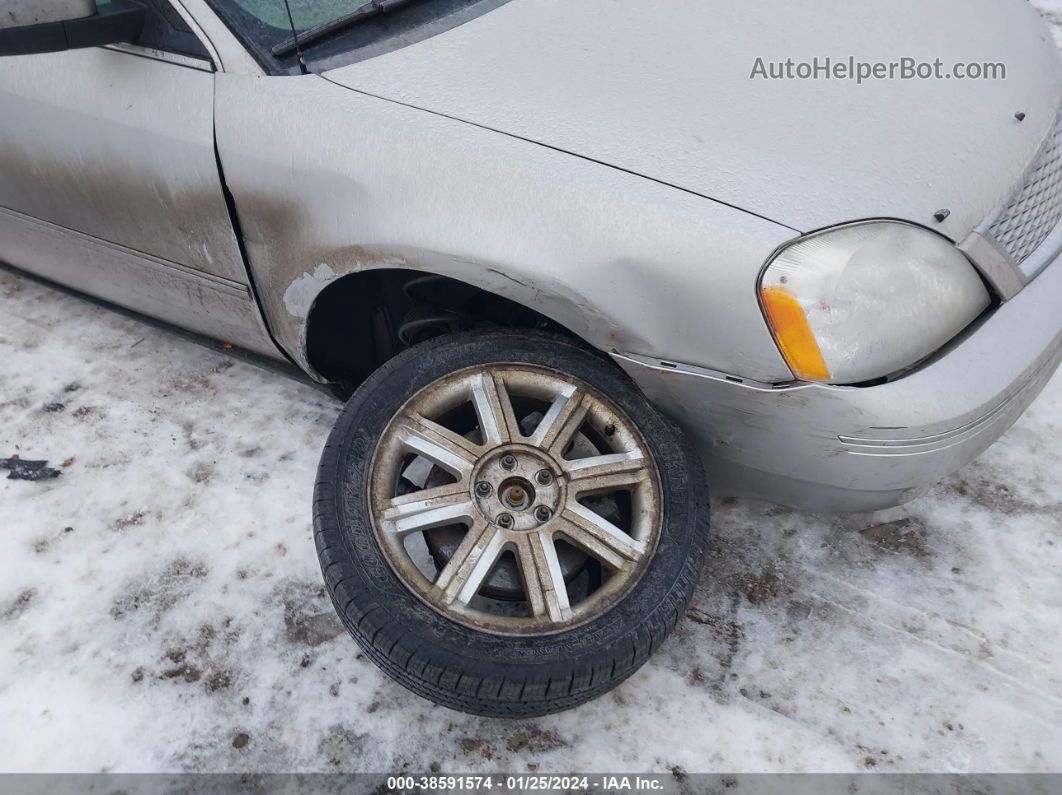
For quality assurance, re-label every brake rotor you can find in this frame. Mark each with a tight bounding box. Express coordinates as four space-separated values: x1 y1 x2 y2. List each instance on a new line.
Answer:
424 523 589 601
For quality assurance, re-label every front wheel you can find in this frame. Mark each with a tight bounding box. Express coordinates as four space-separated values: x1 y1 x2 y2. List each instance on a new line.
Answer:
313 331 708 716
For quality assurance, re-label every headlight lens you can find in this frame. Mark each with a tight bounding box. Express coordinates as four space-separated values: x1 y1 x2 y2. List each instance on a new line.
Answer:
759 222 991 384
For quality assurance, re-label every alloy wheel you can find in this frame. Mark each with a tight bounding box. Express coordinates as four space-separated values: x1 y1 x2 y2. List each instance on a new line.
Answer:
368 364 662 636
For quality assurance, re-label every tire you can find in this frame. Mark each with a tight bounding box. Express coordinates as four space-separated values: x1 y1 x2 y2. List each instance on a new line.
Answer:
313 331 709 717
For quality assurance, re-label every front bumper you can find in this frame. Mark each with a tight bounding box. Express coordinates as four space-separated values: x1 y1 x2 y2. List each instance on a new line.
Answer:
614 253 1062 513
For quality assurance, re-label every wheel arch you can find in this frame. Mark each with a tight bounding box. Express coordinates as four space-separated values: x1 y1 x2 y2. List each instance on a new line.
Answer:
301 262 614 388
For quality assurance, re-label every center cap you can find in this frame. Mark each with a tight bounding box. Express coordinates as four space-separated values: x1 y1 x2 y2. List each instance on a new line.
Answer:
471 444 565 532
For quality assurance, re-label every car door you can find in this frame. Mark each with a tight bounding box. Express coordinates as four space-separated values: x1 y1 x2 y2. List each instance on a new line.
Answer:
0 0 278 357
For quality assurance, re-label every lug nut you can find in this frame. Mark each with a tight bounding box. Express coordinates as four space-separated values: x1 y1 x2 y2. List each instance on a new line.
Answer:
535 469 553 486
604 423 616 437
497 513 514 529
500 454 517 471
475 481 492 497
534 506 552 523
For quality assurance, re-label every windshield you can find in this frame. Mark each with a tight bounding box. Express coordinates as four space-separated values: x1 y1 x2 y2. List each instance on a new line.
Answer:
235 0 359 32
207 0 506 74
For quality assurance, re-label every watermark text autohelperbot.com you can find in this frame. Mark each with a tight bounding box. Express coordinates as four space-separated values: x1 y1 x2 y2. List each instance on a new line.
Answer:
750 56 1006 84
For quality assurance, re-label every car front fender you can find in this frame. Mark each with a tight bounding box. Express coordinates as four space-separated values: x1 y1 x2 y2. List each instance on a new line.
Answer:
215 73 797 383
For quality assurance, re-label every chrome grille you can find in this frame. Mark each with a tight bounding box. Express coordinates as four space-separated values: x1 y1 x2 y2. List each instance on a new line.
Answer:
988 107 1062 265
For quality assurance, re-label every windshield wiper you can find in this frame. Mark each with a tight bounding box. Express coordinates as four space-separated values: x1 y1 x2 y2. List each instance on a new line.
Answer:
272 0 417 57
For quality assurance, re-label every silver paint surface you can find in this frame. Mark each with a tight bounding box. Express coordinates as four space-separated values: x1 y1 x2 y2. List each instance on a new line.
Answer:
325 0 1062 240
2 0 1062 510
0 47 247 282
214 72 799 383
0 207 278 357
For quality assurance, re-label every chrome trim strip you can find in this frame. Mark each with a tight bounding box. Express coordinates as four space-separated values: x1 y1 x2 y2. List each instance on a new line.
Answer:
839 391 1018 449
611 352 793 392
838 343 1060 451
0 205 249 297
102 42 213 72
957 230 1025 300
167 0 225 71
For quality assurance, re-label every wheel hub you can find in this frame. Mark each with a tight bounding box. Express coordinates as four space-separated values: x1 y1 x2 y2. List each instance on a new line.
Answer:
429 444 582 603
471 444 563 532
499 478 533 510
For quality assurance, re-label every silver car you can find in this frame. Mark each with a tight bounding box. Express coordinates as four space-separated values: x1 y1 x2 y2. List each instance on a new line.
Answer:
2 0 1060 716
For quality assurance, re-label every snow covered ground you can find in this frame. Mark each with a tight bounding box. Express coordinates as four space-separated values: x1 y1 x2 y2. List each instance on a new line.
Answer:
2 8 1062 776
2 276 1060 777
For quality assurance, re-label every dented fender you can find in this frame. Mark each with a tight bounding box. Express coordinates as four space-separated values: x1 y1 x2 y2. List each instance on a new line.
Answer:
215 73 797 383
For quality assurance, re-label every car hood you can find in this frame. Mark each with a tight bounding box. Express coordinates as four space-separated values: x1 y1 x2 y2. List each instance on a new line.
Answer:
325 0 1062 238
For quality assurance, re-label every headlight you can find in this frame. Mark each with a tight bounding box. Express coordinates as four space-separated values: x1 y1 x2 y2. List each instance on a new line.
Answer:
759 221 991 384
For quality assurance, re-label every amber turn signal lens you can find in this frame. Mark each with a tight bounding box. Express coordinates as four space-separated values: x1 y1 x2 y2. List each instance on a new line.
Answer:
760 286 831 382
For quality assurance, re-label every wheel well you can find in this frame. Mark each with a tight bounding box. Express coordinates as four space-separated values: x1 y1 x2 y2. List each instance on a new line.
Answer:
305 268 575 391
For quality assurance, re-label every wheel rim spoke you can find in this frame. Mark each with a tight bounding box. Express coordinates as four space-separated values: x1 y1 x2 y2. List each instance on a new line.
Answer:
556 503 645 570
469 372 518 447
371 363 662 636
394 412 479 478
564 451 649 496
435 520 507 606
528 385 587 454
379 481 474 537
514 532 572 622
